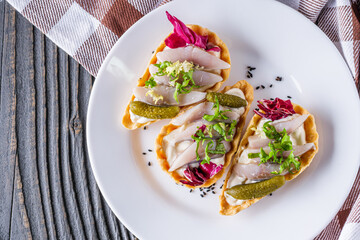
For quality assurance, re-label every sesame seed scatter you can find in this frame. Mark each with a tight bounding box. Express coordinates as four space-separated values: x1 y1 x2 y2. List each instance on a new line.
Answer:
287 96 292 99
151 50 155 54
256 86 260 90
148 149 152 152
270 98 274 101
147 162 151 166
143 126 147 130
269 84 273 88
275 76 282 81
261 85 265 89
270 193 273 196
142 152 146 155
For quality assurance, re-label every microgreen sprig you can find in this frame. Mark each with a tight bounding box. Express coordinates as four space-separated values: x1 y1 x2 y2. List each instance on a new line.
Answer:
248 121 301 174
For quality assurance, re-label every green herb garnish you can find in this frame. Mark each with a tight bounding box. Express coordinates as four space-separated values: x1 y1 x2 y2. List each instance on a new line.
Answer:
248 121 301 175
191 97 238 165
148 60 200 103
203 96 230 122
145 77 157 88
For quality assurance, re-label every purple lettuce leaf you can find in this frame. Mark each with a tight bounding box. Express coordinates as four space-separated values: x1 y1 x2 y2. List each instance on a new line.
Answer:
165 11 220 52
180 162 223 186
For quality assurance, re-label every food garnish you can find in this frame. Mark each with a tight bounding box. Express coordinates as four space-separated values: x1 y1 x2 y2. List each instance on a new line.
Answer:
248 121 301 175
225 176 285 200
130 101 180 119
206 92 247 108
180 162 223 186
145 60 201 103
191 97 237 165
165 11 220 51
254 98 295 121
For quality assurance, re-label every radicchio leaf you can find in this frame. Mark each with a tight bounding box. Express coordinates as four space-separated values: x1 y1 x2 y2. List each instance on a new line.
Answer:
165 11 221 52
180 162 223 186
254 98 295 121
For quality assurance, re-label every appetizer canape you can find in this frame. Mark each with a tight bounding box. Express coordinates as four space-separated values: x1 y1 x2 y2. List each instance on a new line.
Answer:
219 98 318 215
156 81 253 188
122 12 231 129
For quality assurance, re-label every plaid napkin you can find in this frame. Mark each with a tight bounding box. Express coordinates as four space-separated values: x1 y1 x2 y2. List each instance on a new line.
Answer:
6 0 360 239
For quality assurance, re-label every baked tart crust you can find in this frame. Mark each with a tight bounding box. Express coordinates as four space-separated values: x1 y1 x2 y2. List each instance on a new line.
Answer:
155 80 254 189
219 103 319 215
122 24 231 130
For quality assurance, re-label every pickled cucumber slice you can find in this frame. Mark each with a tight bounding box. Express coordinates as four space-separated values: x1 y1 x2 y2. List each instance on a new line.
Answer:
225 176 285 200
130 101 180 119
206 92 247 108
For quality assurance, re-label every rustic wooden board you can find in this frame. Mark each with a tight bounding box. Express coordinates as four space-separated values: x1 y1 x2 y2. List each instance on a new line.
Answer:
0 2 137 239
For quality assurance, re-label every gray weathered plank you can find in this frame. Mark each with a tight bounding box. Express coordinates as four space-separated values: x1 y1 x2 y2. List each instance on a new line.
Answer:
0 3 137 240
0 2 17 239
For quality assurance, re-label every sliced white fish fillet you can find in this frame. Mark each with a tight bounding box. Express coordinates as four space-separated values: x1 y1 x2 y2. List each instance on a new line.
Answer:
163 120 208 146
171 102 240 126
149 64 223 88
156 46 230 70
271 114 309 133
133 86 206 106
169 140 231 172
233 162 286 180
248 114 309 149
247 135 271 149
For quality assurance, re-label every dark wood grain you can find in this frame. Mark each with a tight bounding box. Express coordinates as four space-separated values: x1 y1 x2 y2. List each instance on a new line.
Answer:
0 2 137 239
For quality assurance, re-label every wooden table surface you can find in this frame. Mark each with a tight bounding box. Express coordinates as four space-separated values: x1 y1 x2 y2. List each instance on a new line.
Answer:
0 2 136 239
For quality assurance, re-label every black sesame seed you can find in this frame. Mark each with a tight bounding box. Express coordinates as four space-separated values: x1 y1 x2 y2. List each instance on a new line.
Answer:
270 193 273 196
270 84 273 88
200 194 204 198
270 98 274 101
207 189 211 192
220 184 224 189
275 76 282 81
256 86 260 90
261 85 265 89
148 149 152 152
143 126 147 130
287 96 292 99
247 66 256 71
246 71 253 78
203 192 206 196
151 50 155 54
190 189 193 193
142 152 146 155
212 191 216 194
255 108 259 111
147 161 151 166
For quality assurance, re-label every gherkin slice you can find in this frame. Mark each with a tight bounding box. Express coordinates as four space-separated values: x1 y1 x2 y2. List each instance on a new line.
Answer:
206 92 247 108
225 176 285 200
130 101 180 119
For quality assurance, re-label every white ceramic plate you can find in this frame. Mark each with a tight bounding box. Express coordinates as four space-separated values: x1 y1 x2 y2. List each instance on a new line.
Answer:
87 0 360 239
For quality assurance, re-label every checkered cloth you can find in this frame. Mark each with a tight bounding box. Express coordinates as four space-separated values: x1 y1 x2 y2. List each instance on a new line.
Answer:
6 0 360 239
